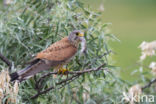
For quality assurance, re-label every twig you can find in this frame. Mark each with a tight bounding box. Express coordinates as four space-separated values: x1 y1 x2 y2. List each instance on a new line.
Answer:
0 52 12 70
31 63 107 99
37 63 106 82
31 74 81 99
142 78 156 90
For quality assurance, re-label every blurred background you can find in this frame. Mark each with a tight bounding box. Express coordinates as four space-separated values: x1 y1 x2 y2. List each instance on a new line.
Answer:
81 0 156 81
0 0 156 81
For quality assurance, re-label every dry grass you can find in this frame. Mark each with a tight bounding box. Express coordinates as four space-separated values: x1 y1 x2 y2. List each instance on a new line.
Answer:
0 70 18 104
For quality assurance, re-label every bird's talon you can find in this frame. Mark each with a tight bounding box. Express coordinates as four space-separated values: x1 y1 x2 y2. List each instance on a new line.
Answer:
58 68 69 75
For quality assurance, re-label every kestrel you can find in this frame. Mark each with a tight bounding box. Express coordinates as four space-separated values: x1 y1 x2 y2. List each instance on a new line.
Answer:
10 30 86 81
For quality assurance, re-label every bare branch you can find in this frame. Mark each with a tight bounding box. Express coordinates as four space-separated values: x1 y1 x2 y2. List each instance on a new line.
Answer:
142 78 156 90
0 53 12 70
31 63 107 99
31 74 80 99
37 63 106 83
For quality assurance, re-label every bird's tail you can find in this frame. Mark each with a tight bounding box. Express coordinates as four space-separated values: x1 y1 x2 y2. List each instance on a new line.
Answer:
10 59 46 82
10 64 34 82
10 72 19 82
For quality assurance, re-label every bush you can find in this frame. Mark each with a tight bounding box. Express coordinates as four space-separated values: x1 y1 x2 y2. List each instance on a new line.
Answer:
0 0 129 104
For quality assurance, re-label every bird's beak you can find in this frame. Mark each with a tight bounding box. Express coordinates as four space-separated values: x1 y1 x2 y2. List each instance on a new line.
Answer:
78 32 84 37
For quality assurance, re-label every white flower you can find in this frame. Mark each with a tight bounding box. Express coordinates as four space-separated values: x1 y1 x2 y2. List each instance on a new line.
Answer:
122 84 142 104
128 84 142 104
149 62 156 75
139 41 156 61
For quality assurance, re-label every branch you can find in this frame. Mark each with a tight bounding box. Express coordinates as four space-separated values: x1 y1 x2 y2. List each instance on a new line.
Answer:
31 63 107 99
142 78 156 90
0 53 12 70
31 74 80 99
37 63 106 83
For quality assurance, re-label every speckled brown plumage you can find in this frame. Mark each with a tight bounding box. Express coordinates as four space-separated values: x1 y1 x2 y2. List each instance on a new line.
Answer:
36 37 77 61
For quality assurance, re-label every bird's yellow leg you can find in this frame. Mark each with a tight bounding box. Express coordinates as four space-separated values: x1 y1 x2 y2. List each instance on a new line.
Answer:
58 66 69 75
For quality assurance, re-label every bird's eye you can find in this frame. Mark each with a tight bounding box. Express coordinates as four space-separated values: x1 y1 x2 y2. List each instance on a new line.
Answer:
76 32 79 36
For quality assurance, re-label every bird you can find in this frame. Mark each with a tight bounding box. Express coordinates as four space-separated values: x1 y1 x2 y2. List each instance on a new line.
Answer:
10 30 86 82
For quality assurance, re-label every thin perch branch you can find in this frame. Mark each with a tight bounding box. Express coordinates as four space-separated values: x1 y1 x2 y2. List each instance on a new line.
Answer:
31 63 107 99
37 63 106 83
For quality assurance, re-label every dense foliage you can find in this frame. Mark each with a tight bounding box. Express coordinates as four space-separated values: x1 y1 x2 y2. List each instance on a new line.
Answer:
0 0 156 104
0 0 120 103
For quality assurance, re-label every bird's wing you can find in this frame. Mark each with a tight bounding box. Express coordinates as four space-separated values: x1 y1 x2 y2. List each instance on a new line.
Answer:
36 37 77 61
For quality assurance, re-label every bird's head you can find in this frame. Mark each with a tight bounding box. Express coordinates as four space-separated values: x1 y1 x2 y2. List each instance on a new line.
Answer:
68 30 86 53
68 30 84 43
